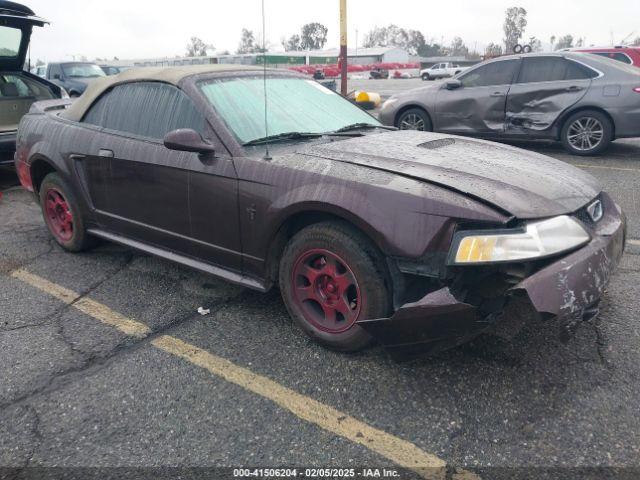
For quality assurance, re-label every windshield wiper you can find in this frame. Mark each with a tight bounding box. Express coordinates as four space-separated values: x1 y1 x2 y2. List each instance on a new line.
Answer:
334 123 396 133
243 131 323 146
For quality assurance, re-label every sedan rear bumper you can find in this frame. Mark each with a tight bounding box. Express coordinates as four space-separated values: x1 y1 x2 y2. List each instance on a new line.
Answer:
358 195 626 359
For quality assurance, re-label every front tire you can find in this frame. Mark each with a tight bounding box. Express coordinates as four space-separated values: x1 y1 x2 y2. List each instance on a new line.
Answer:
422 73 430 81
396 108 433 131
561 110 613 156
279 222 391 352
39 172 94 252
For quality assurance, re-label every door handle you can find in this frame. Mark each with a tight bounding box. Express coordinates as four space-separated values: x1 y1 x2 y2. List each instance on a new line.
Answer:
98 149 114 158
490 91 506 97
69 154 86 161
566 86 583 92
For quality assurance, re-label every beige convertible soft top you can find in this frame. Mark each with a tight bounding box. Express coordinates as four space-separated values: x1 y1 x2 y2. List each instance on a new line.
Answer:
62 64 261 122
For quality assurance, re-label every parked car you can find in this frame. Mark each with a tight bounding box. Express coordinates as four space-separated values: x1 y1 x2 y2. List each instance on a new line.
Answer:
369 67 389 79
0 0 64 167
99 65 132 76
380 52 640 156
566 46 640 68
43 61 106 97
420 62 468 81
16 66 626 357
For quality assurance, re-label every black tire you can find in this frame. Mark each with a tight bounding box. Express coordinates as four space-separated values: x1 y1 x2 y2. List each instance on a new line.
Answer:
422 73 430 81
396 107 433 131
522 45 532 53
513 44 523 54
560 110 613 156
279 221 392 352
39 172 94 252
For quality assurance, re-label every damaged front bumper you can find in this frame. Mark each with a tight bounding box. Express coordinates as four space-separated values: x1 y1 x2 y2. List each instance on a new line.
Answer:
358 194 626 359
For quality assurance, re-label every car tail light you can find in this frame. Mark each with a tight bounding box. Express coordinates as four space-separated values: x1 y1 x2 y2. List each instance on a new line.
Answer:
634 87 640 93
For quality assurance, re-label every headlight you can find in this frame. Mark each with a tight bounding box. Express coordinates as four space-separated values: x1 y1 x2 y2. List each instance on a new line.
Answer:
450 215 590 265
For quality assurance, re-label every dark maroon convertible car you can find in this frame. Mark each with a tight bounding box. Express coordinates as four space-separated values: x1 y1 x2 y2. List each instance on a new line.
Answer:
15 65 626 357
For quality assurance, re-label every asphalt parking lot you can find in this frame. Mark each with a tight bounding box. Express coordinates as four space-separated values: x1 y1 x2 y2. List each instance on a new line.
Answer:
1 110 640 478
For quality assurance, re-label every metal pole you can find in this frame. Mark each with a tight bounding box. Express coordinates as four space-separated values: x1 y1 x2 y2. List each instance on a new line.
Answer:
339 0 348 96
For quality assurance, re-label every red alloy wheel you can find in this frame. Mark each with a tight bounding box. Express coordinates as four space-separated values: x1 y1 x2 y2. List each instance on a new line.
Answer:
44 188 74 243
291 249 364 334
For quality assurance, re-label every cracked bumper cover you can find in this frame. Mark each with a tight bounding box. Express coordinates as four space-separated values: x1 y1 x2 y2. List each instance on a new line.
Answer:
358 194 626 357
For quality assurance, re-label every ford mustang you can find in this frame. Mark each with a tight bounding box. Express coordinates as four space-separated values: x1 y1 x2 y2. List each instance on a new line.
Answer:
15 65 626 357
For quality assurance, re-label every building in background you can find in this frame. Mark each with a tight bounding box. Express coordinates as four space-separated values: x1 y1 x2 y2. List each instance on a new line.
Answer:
107 47 410 69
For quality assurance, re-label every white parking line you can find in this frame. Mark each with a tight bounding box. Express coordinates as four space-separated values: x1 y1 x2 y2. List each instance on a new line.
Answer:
628 239 640 247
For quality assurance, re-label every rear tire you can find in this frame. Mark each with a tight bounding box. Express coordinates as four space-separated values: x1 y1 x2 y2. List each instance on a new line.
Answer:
561 110 613 156
39 172 94 252
279 222 392 352
396 108 433 131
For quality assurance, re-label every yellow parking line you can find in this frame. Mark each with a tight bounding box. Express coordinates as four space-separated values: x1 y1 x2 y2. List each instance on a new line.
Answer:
10 269 150 338
574 164 640 173
11 268 479 480
152 335 448 478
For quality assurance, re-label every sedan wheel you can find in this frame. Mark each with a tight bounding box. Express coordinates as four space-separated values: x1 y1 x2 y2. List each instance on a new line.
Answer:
561 110 613 156
397 108 432 132
567 117 604 152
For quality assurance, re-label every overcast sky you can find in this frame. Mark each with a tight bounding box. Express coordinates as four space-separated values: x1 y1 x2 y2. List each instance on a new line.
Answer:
26 0 639 62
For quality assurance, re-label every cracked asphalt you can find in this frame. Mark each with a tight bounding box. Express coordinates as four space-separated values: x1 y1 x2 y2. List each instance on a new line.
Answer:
1 135 639 480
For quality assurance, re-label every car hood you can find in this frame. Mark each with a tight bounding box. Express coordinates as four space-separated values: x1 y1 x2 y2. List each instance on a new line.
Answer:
300 131 601 219
0 2 47 71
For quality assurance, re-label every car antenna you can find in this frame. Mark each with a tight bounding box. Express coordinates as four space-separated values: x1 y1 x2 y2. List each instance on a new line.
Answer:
261 0 272 161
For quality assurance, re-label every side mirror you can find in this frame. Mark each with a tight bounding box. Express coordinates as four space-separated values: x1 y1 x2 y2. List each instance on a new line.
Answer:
445 79 462 90
164 129 216 154
53 74 61 80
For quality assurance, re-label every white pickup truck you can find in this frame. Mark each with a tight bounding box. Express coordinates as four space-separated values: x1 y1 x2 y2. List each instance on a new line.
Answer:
419 62 468 81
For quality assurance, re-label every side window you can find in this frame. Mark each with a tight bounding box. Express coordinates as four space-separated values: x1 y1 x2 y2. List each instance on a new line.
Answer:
459 60 519 87
592 52 633 65
49 64 62 79
517 57 597 83
83 82 205 140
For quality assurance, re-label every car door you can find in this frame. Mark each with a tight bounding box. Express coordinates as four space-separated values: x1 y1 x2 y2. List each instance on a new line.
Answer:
79 81 241 270
505 56 595 133
435 58 520 134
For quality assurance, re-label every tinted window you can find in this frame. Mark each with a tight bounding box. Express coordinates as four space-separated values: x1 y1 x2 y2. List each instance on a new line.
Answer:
591 52 633 64
517 57 597 83
459 60 519 87
83 82 205 139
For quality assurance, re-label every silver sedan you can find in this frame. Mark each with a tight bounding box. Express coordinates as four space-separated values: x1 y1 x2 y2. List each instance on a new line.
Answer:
378 52 640 155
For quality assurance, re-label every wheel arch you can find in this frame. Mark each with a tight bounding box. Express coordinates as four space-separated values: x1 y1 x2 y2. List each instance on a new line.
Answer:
264 204 389 288
394 104 433 129
29 155 58 193
555 106 616 141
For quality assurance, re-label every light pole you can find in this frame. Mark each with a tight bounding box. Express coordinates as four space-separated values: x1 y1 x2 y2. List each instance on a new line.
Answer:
339 0 348 96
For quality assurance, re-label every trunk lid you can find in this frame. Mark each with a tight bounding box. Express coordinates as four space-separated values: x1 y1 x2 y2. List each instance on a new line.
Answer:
301 130 600 219
0 1 47 71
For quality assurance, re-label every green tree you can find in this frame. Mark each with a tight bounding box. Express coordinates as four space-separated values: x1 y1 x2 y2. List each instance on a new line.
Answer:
450 37 469 56
503 7 527 53
236 29 267 54
555 34 574 50
282 34 302 52
300 23 328 50
186 36 213 57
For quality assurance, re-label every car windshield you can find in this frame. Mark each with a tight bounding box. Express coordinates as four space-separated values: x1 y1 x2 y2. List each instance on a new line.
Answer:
62 64 106 78
198 76 380 145
0 26 22 58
